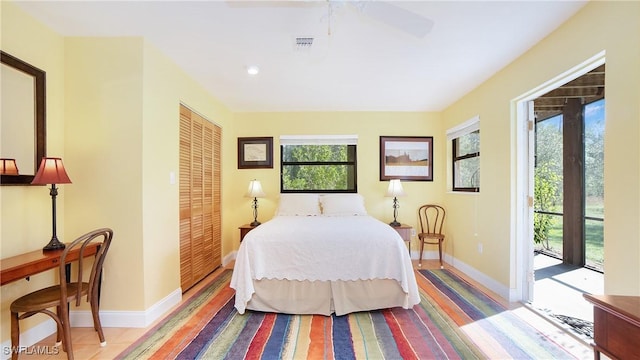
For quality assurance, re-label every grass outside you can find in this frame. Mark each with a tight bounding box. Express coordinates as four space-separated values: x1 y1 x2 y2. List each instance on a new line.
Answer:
534 211 604 272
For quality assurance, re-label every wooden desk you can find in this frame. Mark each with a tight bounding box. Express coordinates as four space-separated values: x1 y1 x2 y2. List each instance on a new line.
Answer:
583 294 640 360
1 243 100 286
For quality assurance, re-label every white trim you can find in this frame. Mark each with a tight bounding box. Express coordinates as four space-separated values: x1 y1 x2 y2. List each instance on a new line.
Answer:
279 134 358 145
223 250 237 268
448 255 512 301
446 115 480 141
512 50 606 304
69 286 181 328
179 102 221 127
516 50 606 102
0 288 182 358
446 191 480 196
410 249 441 261
0 319 57 359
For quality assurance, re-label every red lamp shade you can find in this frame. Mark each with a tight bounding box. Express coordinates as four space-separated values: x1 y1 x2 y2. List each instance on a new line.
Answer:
0 158 19 175
31 157 72 185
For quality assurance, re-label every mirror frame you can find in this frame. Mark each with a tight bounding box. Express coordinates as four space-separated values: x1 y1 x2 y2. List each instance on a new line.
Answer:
0 51 46 185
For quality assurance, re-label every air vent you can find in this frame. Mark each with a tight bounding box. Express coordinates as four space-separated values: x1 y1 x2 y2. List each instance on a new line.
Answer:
294 37 314 51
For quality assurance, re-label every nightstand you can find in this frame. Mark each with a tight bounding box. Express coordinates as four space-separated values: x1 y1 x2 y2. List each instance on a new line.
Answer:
392 224 412 253
239 223 258 242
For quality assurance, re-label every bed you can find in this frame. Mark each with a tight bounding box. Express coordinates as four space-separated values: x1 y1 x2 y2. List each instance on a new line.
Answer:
230 193 420 316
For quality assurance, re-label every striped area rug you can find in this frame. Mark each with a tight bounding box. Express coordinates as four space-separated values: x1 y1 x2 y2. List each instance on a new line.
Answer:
117 268 585 359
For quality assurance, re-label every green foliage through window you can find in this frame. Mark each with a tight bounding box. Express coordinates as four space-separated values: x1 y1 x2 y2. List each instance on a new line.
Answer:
534 115 563 248
533 98 605 271
534 164 561 246
452 130 480 191
281 144 357 192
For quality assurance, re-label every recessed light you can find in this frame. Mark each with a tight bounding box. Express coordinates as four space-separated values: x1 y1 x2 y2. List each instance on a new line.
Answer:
247 65 259 75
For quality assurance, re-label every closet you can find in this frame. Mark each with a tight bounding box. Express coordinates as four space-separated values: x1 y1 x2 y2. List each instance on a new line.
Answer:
179 104 222 291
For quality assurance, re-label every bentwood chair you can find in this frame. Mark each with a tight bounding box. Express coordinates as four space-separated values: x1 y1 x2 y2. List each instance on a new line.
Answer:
417 205 446 268
10 228 113 360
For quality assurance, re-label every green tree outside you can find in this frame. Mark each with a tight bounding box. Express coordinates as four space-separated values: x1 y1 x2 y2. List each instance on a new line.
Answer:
282 145 354 191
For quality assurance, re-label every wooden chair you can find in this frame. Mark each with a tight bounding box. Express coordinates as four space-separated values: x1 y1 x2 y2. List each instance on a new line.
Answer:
10 228 113 360
417 205 446 268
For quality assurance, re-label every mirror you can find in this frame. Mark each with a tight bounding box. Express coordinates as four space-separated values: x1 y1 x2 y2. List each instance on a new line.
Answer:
0 51 46 185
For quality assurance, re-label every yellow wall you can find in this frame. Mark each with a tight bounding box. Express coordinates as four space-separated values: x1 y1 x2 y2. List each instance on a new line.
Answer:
2 0 639 348
441 1 640 295
140 42 234 308
0 1 237 342
229 112 444 249
63 37 237 313
64 37 146 311
0 1 68 341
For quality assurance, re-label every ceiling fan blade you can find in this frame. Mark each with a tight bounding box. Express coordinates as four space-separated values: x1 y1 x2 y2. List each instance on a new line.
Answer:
225 1 321 9
354 1 434 38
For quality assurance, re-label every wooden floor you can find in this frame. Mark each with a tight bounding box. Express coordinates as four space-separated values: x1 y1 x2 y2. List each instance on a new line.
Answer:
20 259 578 359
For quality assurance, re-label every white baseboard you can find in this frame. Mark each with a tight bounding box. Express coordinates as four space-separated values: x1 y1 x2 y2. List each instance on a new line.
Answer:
410 249 440 262
447 255 511 301
407 249 510 301
222 250 237 268
0 319 57 360
1 287 182 359
71 287 183 328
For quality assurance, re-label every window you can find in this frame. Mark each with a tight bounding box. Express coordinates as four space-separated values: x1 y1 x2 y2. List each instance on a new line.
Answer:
447 116 480 192
280 135 357 193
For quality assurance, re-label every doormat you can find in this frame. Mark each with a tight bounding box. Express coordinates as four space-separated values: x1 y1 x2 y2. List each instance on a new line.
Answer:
527 303 594 341
550 314 594 339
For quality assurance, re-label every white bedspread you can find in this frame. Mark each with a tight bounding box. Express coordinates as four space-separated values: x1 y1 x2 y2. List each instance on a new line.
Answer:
230 215 420 314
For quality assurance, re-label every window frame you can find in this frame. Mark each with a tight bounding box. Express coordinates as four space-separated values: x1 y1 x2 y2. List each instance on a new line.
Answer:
452 131 480 192
279 135 358 193
447 116 480 193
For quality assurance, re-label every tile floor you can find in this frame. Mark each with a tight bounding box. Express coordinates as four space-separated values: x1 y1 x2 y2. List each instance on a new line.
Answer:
532 252 603 323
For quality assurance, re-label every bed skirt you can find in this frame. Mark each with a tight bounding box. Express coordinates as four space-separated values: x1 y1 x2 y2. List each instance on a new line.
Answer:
244 278 411 316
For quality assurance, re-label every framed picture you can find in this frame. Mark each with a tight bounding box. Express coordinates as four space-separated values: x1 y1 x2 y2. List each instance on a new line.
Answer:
238 137 273 169
380 136 433 181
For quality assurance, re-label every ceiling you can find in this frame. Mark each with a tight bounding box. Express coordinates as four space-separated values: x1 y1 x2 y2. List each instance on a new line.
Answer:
534 64 605 121
11 0 587 112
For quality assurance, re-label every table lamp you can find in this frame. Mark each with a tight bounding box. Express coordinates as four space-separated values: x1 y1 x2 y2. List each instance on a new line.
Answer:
0 158 19 175
245 179 265 226
31 157 72 251
385 179 405 227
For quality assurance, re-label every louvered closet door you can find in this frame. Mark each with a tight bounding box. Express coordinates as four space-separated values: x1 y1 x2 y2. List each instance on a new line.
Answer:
179 104 222 291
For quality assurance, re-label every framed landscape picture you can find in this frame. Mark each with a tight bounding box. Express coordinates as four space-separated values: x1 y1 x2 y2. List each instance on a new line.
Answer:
238 137 273 169
380 136 433 181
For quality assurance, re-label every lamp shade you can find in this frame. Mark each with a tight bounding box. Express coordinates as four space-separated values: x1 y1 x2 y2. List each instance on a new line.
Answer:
245 179 265 198
0 158 19 175
31 157 72 185
385 179 405 197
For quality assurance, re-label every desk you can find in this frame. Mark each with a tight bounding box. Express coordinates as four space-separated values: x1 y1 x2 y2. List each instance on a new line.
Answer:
583 294 640 360
1 243 100 286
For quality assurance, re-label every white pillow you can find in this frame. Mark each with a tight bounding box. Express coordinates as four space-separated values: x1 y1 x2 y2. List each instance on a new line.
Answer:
276 194 321 216
320 194 368 216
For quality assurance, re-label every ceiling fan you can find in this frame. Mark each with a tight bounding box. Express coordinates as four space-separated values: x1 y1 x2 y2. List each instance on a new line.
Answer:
324 1 434 38
228 1 434 38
